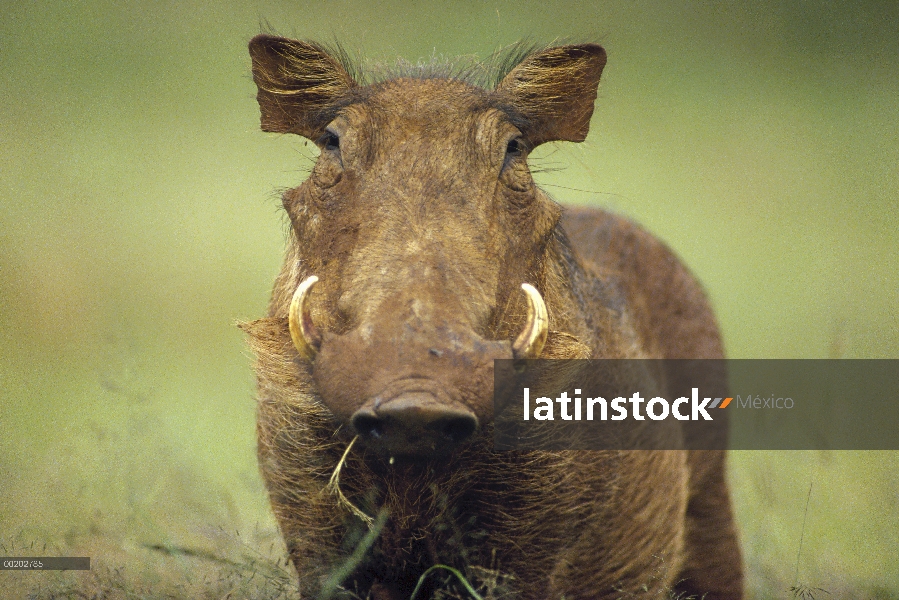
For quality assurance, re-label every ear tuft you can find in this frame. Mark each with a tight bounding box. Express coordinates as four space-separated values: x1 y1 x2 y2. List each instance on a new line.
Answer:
495 44 606 147
249 35 357 139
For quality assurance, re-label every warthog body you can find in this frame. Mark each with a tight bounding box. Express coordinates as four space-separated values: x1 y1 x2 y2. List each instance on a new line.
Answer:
243 35 743 600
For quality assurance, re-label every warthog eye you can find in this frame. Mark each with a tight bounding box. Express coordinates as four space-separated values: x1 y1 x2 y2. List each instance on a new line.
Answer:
503 138 527 173
319 130 340 152
500 136 531 192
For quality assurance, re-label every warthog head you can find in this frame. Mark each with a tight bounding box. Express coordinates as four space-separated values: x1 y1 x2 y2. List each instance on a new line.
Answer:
249 36 605 457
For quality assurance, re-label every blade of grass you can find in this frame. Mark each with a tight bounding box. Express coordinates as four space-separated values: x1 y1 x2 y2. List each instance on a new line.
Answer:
409 565 485 600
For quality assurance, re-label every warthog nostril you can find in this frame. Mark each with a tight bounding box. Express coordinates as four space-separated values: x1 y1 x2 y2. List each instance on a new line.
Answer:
430 415 478 443
351 409 384 439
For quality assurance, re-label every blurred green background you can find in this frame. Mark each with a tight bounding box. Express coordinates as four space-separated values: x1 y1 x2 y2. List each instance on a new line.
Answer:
1 0 897 597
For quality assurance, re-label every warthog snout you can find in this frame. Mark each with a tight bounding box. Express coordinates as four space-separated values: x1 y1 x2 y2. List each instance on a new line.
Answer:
351 391 479 457
291 275 547 456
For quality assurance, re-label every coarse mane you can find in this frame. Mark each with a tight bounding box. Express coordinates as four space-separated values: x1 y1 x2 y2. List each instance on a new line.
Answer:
259 32 566 90
365 41 546 89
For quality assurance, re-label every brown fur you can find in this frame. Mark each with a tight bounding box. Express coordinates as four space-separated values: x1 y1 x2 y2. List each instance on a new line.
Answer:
243 35 743 599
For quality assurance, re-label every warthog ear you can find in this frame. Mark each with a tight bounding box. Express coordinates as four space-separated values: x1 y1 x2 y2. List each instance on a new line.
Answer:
495 44 606 147
249 35 357 139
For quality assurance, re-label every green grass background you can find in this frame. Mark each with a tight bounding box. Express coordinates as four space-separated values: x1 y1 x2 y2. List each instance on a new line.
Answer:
1 1 897 597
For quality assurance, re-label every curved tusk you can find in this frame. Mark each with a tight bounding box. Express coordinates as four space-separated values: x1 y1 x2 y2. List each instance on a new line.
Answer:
289 275 322 361
512 283 548 359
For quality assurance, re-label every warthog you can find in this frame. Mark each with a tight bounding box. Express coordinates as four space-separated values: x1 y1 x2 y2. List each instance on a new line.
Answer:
242 35 743 600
